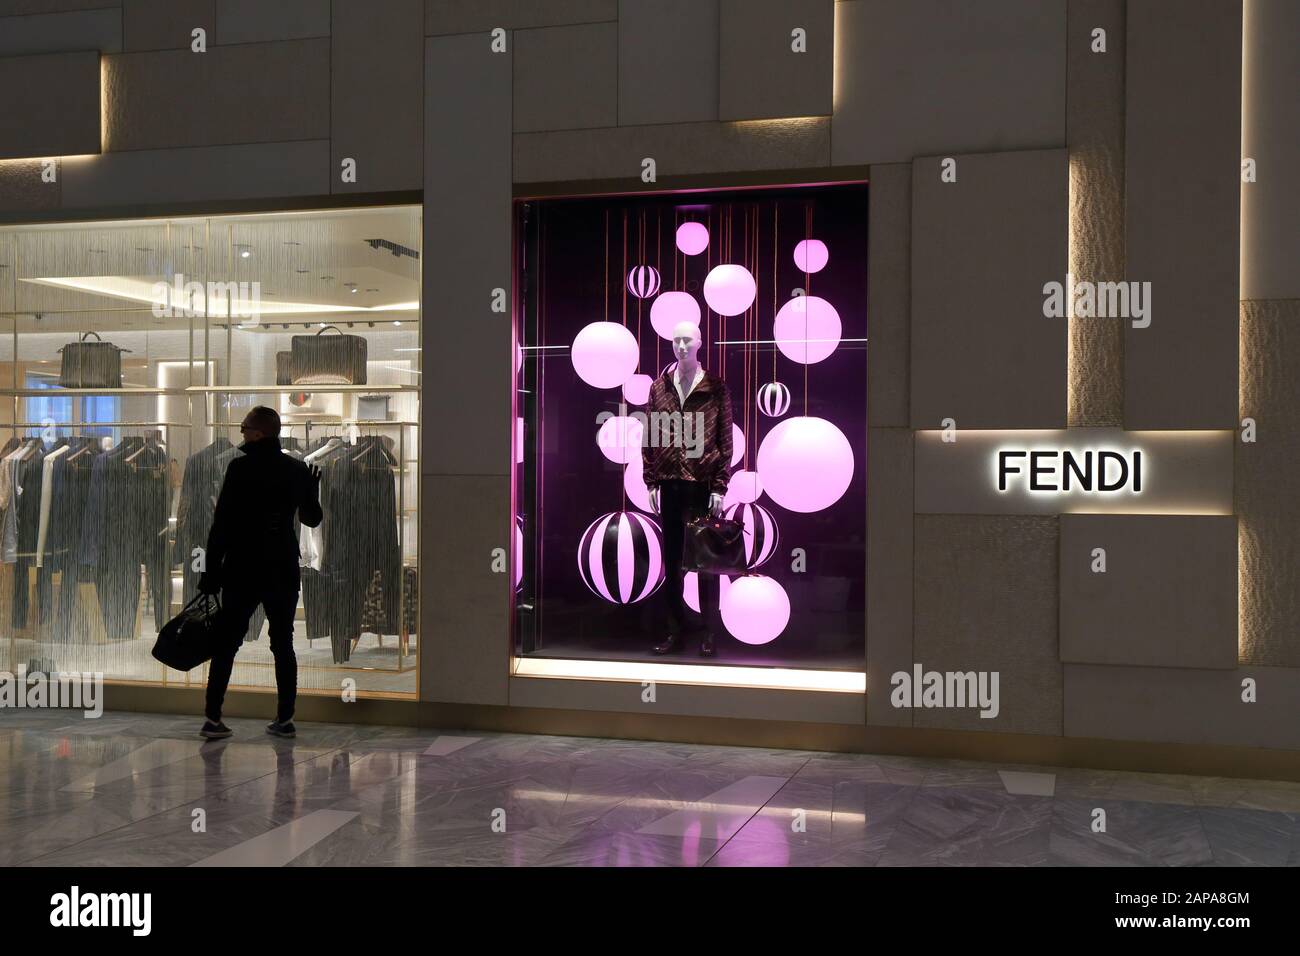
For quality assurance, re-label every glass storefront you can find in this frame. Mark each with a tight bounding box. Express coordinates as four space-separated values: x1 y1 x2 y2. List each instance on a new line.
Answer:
514 185 867 673
0 205 421 698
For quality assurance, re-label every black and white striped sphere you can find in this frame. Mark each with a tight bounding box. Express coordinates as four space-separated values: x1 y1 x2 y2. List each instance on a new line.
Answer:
757 381 791 417
627 265 661 299
723 502 779 569
577 511 664 604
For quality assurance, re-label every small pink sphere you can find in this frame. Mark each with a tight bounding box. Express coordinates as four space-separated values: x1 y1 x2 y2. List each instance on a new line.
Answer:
514 341 523 375
757 416 854 513
623 373 653 405
514 518 523 589
720 575 790 645
676 221 709 256
571 321 640 389
650 291 701 341
703 264 757 316
773 295 842 365
724 469 763 508
685 571 731 613
596 415 643 464
515 416 524 465
793 239 829 273
627 265 661 299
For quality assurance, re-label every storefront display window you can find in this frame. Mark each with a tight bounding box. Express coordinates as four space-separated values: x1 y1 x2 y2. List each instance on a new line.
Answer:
514 185 867 677
0 206 421 698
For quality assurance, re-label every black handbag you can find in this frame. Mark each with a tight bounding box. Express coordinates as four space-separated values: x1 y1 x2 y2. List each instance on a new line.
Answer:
151 594 224 671
682 515 747 574
290 325 367 385
58 331 130 388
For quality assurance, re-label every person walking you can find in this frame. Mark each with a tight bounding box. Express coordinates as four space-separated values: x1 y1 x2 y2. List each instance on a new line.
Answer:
198 406 322 739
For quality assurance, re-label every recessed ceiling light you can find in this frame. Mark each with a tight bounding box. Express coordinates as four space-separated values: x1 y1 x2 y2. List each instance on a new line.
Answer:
350 288 358 294
295 268 309 274
365 288 378 292
240 250 251 259
393 321 401 326
320 275 334 281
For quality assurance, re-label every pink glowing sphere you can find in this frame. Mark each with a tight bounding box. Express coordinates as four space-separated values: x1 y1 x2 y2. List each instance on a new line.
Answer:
793 239 829 274
515 416 524 464
627 265 661 299
703 264 757 316
578 511 664 605
724 501 779 569
514 341 523 375
623 456 654 512
676 221 710 256
623 373 653 406
596 415 643 464
571 321 640 389
684 571 731 613
650 291 701 341
731 423 745 466
720 575 790 645
724 469 763 508
757 416 854 513
774 295 842 365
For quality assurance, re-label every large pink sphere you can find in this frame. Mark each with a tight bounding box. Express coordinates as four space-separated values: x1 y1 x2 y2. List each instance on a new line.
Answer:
514 341 523 375
703 264 757 316
597 415 643 464
624 456 654 512
724 469 763 508
720 575 790 645
731 423 745 466
578 511 664 604
685 571 731 613
571 321 640 389
650 291 701 341
724 502 779 569
793 239 829 273
676 221 709 256
757 416 854 513
514 518 523 589
623 373 652 405
773 295 842 364
515 416 524 464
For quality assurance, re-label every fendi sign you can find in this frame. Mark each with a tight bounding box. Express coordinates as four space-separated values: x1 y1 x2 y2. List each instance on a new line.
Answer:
914 428 1233 516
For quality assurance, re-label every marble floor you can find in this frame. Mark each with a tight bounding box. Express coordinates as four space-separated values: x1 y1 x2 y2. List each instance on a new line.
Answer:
2 709 1299 867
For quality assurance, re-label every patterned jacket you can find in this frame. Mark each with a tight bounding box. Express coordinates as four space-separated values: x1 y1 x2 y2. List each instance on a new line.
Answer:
641 368 733 495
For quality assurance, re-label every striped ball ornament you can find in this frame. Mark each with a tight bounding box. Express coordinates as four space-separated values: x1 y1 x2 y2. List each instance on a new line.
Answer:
627 265 661 299
757 381 791 417
723 502 779 569
577 511 665 604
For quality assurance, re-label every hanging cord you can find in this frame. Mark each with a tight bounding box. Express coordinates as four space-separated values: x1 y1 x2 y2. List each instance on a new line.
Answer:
803 204 811 416
772 204 779 383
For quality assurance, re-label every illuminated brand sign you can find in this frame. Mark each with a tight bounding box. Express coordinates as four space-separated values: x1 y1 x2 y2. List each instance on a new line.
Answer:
913 429 1233 516
996 448 1142 494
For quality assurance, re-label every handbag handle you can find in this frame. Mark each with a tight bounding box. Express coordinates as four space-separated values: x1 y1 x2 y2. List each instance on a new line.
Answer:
79 330 103 342
315 325 345 336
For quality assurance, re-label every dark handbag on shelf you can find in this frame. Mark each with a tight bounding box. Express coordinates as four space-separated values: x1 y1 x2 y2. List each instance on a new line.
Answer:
682 515 747 574
151 594 224 671
57 331 130 388
290 325 367 385
275 350 296 386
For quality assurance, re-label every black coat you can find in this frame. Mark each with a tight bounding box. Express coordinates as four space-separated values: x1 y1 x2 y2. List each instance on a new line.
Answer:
204 437 322 586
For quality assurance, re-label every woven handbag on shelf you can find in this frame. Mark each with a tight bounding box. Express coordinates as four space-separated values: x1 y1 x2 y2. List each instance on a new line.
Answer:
58 331 130 388
290 325 367 385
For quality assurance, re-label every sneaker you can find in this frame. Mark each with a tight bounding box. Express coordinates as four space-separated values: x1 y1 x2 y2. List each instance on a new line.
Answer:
266 720 296 738
200 720 233 739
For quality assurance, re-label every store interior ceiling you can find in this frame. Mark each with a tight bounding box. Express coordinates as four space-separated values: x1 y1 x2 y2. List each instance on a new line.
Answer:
0 206 421 334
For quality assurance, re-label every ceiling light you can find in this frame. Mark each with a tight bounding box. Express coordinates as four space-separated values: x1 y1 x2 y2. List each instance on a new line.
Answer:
350 288 358 294
393 321 401 326
240 250 251 259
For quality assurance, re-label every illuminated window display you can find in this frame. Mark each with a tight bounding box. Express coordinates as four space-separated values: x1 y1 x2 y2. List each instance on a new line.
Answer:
0 206 421 698
514 185 867 671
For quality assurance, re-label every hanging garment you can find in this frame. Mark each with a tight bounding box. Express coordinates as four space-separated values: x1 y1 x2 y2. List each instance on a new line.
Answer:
48 441 97 641
35 443 70 568
11 443 46 629
174 436 233 605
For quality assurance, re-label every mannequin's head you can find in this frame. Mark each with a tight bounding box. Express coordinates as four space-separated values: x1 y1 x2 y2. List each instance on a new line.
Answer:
671 321 702 366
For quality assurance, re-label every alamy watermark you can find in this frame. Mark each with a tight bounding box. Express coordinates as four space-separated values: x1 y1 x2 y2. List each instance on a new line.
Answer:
0 671 103 718
596 403 706 459
1042 273 1151 328
890 663 1000 719
150 273 262 323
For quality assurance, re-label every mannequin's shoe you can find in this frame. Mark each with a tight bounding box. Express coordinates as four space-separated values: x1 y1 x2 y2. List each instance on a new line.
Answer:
652 634 684 655
699 633 716 657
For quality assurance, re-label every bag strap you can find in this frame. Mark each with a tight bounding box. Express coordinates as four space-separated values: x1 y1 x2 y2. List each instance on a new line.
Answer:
79 331 103 342
315 325 344 336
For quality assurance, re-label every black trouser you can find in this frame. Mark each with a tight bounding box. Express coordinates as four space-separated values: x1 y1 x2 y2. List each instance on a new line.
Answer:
659 479 721 637
205 572 300 723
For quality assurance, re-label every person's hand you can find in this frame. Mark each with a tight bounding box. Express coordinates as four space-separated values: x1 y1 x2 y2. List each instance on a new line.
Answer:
307 464 322 487
649 486 660 513
709 493 724 518
198 571 221 596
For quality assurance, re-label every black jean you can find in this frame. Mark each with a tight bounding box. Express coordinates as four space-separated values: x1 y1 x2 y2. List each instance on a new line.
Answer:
205 575 300 723
658 479 721 637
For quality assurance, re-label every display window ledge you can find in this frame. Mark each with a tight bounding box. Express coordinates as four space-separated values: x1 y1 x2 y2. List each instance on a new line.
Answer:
512 656 865 694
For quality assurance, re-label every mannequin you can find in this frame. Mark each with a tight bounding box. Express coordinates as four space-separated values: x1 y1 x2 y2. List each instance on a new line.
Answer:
642 321 733 656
